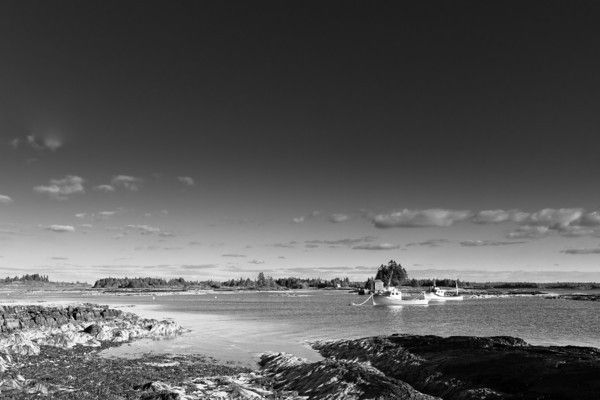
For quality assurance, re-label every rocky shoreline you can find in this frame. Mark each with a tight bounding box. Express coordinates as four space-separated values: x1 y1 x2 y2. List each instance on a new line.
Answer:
1 304 598 399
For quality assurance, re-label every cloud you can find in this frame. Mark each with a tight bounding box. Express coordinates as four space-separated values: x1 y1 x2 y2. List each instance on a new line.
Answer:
11 134 63 151
472 209 529 224
42 136 63 151
558 226 596 237
561 247 600 255
407 239 449 247
248 259 265 264
460 240 526 247
305 236 377 247
98 211 117 218
507 225 551 239
50 256 69 260
93 184 116 192
579 212 600 227
373 209 471 228
329 213 350 223
46 225 75 233
158 231 175 237
75 213 87 219
180 264 219 270
352 243 400 250
126 224 161 234
222 254 247 258
34 175 85 200
292 210 320 224
525 208 583 229
0 195 13 204
177 176 195 186
272 241 297 248
111 175 143 191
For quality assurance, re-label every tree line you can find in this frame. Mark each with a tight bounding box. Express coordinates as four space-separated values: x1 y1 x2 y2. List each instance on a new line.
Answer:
93 273 361 290
2 273 50 283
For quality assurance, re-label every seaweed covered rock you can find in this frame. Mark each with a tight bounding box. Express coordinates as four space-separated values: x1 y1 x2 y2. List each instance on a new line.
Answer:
259 352 439 400
312 334 600 400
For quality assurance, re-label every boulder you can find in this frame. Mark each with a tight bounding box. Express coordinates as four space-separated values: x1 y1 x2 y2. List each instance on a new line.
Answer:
83 323 101 336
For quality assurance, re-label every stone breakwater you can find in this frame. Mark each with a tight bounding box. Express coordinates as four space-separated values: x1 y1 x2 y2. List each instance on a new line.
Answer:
260 334 600 400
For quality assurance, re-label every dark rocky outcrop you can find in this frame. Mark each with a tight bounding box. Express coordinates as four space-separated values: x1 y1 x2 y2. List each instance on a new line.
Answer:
311 334 600 400
260 352 439 399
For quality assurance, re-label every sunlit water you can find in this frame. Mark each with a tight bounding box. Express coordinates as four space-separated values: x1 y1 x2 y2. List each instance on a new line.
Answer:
4 290 599 366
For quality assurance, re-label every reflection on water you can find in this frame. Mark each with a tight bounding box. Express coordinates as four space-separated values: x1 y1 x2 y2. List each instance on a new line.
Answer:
6 290 600 365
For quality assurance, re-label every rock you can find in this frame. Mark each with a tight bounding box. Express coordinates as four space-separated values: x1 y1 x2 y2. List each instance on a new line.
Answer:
83 323 101 336
260 352 439 399
311 334 600 400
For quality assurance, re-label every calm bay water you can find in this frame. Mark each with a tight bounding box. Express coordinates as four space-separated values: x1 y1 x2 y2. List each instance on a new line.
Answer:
7 290 600 366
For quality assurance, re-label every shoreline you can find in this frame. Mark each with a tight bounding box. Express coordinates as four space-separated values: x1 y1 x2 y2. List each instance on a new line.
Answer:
0 302 598 399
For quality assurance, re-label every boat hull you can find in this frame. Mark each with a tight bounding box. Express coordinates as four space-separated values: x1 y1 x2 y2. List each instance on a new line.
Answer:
372 295 429 306
425 293 464 301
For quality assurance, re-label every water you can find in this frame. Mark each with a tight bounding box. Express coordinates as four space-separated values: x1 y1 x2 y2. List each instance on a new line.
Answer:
4 290 599 366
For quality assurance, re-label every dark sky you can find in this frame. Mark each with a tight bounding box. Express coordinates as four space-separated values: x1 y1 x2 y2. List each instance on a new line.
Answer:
1 1 600 281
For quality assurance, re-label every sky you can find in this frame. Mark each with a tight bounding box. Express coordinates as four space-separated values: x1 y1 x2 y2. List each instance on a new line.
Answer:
1 1 600 283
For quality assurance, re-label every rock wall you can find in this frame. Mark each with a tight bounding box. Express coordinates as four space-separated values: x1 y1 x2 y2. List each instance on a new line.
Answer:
0 304 122 332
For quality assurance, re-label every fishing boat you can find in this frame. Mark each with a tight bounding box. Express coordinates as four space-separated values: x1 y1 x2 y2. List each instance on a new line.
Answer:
424 279 464 301
371 279 429 306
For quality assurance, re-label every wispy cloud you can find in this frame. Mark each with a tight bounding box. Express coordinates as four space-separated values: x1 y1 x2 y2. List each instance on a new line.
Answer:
352 243 401 250
507 225 551 239
472 209 529 224
558 226 596 237
46 225 75 233
561 247 600 255
177 176 195 186
407 239 449 247
34 175 85 200
271 241 297 248
0 195 13 204
248 259 265 264
329 213 350 223
11 134 63 151
292 210 320 224
93 184 116 192
460 240 526 247
373 209 471 228
111 175 143 191
305 236 377 247
222 254 247 258
126 224 161 234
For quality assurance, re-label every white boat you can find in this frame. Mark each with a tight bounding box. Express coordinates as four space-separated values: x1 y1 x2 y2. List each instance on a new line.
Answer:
424 280 464 301
372 286 429 306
